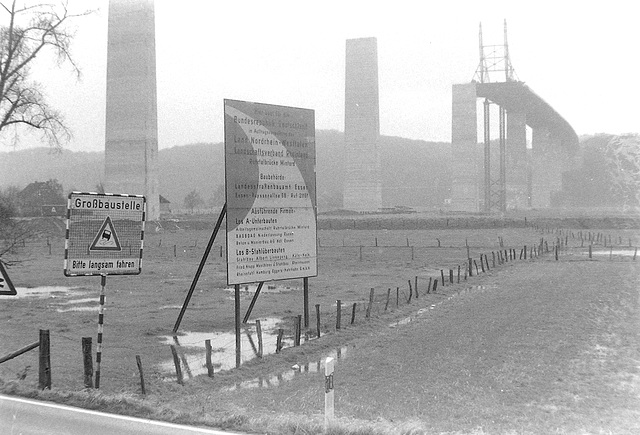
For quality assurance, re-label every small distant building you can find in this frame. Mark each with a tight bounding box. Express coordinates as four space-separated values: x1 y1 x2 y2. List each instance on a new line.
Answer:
41 205 66 217
159 195 171 214
17 180 65 217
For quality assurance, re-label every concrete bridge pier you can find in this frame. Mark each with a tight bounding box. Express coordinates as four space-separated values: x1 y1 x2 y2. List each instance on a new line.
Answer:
531 128 564 208
450 83 480 212
506 112 529 209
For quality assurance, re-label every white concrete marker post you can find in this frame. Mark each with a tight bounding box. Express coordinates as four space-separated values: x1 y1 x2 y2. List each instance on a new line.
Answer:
324 357 335 427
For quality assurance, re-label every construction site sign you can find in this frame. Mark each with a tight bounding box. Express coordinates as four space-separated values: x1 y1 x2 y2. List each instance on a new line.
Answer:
0 262 17 295
64 192 146 276
224 99 317 285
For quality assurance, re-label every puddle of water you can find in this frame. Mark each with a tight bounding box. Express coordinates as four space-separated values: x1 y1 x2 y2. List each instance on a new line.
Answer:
388 284 497 327
224 284 299 294
60 298 96 305
390 317 413 327
158 318 293 379
389 306 435 327
159 305 182 310
54 297 99 313
56 306 98 313
588 249 637 257
0 286 80 299
222 346 350 392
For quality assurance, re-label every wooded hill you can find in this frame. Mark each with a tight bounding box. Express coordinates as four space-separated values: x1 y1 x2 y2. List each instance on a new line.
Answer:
0 131 452 211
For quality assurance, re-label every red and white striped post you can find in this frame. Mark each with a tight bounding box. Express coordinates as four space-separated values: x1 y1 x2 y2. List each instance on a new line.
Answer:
95 274 106 388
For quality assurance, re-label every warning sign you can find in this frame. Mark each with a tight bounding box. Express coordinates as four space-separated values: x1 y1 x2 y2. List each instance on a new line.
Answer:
0 262 17 296
90 217 121 251
64 192 145 276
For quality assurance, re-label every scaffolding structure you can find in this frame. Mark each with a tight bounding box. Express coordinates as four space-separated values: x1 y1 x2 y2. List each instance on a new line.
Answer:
474 20 516 213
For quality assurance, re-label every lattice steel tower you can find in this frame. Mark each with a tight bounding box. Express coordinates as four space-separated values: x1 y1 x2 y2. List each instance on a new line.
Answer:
473 20 519 213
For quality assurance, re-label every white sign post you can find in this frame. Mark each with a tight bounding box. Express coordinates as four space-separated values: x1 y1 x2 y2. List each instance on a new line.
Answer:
325 356 335 427
224 99 317 285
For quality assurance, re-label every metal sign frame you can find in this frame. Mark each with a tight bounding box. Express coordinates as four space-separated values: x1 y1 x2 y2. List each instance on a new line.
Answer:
64 192 146 276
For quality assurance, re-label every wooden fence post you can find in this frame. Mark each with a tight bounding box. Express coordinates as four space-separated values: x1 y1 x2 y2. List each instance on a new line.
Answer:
384 288 391 311
366 288 375 317
316 304 321 338
170 345 183 385
295 315 302 345
440 269 446 287
136 355 146 395
407 280 413 303
415 276 419 298
256 319 263 358
351 303 357 324
205 339 214 377
38 329 51 390
336 301 342 330
276 329 284 353
82 337 93 389
433 279 438 293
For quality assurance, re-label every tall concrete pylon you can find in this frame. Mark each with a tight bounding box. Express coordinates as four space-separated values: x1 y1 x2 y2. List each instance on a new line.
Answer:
506 111 529 209
450 83 480 212
104 0 159 220
343 37 382 212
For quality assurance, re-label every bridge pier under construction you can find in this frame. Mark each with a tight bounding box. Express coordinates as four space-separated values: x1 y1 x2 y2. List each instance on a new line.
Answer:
450 22 577 213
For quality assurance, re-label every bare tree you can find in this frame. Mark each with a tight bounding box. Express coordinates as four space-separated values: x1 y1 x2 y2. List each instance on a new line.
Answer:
0 1 92 150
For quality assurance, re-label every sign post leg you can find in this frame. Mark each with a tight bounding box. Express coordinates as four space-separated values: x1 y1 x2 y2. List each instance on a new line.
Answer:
235 284 241 368
173 203 226 333
242 282 264 323
303 277 309 328
95 274 106 388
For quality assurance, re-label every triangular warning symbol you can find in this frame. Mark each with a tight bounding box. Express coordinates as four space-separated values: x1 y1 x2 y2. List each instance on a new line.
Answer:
90 216 122 251
0 262 17 296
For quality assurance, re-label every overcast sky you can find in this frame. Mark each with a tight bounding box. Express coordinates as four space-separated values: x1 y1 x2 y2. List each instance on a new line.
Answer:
4 0 639 153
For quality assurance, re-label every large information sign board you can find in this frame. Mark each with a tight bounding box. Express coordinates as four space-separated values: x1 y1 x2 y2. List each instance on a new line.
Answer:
224 99 317 285
64 192 146 276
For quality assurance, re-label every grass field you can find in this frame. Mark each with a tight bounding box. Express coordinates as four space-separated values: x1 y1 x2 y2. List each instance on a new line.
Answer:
1 215 639 434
